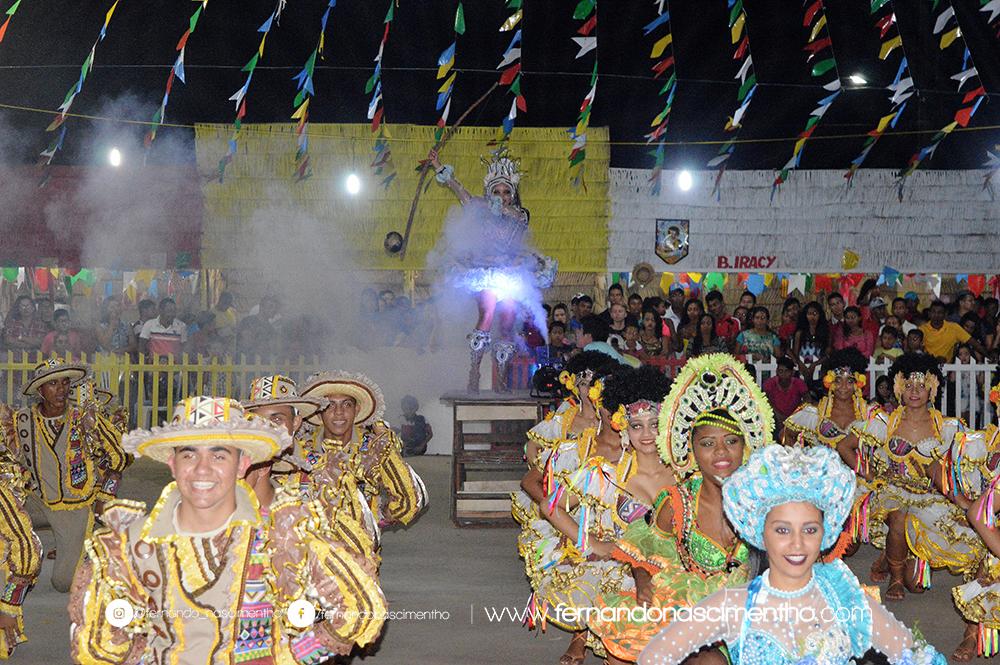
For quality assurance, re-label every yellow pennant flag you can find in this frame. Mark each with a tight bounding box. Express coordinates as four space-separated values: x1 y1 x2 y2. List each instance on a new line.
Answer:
105 0 120 27
875 112 896 133
940 27 960 50
809 15 827 42
731 14 745 43
763 273 774 286
437 55 454 79
659 273 674 293
438 72 456 93
291 98 309 120
878 36 901 60
941 120 958 135
793 137 807 156
651 33 672 58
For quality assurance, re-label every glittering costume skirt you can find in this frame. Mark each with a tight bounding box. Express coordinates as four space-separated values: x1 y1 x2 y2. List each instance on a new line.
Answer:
954 555 1000 628
904 495 985 576
534 556 632 632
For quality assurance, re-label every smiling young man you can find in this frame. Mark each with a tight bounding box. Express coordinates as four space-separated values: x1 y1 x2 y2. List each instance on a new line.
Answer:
69 396 386 664
300 371 428 533
0 358 128 594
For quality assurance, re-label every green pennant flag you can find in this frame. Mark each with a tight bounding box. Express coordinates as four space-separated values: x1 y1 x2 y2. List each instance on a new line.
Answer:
190 5 203 32
384 2 393 23
729 1 743 25
660 73 677 94
6 0 21 15
805 115 821 130
811 58 836 77
242 54 259 73
870 0 890 11
294 89 306 108
737 74 756 101
455 3 465 34
1 267 17 282
510 76 521 95
569 149 587 166
305 50 317 77
365 70 379 94
573 0 595 20
507 0 522 8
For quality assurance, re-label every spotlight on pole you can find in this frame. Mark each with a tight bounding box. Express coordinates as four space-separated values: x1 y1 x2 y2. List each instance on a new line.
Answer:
848 73 867 86
676 170 693 192
345 173 361 195
108 148 122 168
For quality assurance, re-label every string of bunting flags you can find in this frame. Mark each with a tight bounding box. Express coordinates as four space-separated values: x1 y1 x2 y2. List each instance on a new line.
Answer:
640 269 1000 301
0 267 203 303
643 1 675 196
433 2 465 144
567 0 597 188
38 0 121 167
708 0 757 198
216 0 288 182
365 0 398 188
493 0 525 145
843 0 912 187
144 0 209 154
291 0 337 182
896 0 985 198
771 0 840 197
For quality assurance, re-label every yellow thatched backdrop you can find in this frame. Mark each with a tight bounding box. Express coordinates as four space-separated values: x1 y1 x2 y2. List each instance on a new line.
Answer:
193 123 610 271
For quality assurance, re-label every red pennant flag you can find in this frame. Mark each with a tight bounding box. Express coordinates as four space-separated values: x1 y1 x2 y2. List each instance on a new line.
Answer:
499 63 521 85
651 56 674 77
577 15 596 36
0 16 11 43
177 30 191 51
516 94 527 112
803 37 832 53
803 0 822 27
962 86 985 104
370 106 384 131
734 36 749 59
954 104 975 128
968 274 986 297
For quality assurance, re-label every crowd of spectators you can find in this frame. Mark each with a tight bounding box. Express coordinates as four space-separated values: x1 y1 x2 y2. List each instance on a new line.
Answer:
527 278 1000 425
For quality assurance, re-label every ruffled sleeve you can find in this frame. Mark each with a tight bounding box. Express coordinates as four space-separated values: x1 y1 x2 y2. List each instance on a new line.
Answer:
920 417 964 459
783 405 820 443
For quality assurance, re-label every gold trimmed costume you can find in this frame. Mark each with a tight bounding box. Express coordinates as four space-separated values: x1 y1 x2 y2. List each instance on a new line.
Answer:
949 422 1000 655
297 421 427 532
68 481 386 664
857 407 983 576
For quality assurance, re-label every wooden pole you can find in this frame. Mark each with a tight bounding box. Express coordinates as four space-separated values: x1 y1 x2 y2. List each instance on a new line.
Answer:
398 82 499 259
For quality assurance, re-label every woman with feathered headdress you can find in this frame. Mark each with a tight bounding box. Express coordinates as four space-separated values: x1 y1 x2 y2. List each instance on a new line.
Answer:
588 354 773 664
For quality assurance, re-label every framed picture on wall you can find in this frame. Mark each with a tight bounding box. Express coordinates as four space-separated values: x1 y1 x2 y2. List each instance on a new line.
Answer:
655 219 689 265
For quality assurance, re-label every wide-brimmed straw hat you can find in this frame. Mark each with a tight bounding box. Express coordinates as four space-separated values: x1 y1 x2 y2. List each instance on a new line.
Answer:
241 375 324 420
123 396 288 464
23 357 88 396
300 371 385 426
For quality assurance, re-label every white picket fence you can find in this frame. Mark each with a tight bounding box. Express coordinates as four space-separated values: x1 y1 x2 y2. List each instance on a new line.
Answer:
752 359 997 427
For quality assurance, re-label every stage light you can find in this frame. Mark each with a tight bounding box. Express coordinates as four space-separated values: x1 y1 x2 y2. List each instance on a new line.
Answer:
677 170 693 191
108 148 122 167
345 173 361 195
848 73 867 86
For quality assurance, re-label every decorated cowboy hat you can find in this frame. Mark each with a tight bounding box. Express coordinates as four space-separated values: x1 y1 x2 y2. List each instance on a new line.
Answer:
241 375 324 420
22 357 89 396
300 371 385 426
69 379 114 407
123 396 288 464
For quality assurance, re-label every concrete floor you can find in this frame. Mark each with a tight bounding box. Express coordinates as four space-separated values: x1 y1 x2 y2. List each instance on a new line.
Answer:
19 456 967 663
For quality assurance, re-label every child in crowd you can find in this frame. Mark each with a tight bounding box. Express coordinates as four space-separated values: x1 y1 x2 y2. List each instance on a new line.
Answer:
874 375 898 413
618 322 643 359
906 328 925 354
544 321 574 365
872 327 903 364
400 395 432 457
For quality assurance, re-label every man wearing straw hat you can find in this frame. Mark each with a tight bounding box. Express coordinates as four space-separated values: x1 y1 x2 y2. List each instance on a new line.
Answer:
0 358 129 593
69 396 387 664
240 374 380 554
300 371 428 533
